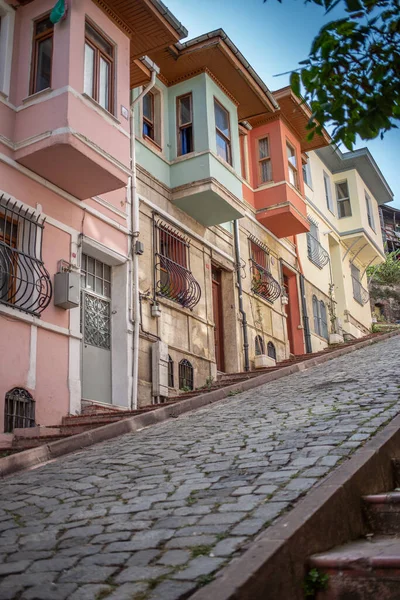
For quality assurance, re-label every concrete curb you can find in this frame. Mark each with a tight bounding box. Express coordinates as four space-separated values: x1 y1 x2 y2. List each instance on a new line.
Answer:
189 412 400 599
1 329 399 479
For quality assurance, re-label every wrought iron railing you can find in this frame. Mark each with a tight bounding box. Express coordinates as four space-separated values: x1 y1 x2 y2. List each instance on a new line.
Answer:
352 276 369 305
0 196 52 317
154 219 201 310
250 259 281 303
307 233 330 269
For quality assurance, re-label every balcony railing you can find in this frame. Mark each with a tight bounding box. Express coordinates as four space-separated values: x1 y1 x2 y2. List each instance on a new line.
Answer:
307 233 330 269
352 276 369 305
250 259 281 303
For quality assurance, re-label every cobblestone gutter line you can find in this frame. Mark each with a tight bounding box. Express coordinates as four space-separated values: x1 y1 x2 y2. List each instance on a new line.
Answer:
0 335 399 600
1 330 399 480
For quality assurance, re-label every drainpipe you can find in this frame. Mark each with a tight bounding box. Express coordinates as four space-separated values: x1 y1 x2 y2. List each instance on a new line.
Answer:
129 58 160 410
234 220 250 371
295 234 312 354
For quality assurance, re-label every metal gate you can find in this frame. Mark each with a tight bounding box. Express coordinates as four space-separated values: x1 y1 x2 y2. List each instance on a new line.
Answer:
80 254 112 404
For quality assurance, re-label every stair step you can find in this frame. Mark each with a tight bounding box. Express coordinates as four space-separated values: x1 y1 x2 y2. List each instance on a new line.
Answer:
12 433 73 449
310 535 400 599
363 492 400 535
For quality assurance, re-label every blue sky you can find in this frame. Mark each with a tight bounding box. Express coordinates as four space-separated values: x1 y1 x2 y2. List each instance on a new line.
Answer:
166 0 399 208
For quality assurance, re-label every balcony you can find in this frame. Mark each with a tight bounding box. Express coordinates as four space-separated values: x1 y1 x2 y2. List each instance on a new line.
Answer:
307 234 330 269
255 182 309 238
13 91 130 200
172 176 244 227
341 230 385 265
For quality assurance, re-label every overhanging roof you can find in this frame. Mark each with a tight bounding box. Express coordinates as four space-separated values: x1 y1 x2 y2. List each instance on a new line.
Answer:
272 87 330 152
147 29 278 120
316 145 394 205
92 0 187 88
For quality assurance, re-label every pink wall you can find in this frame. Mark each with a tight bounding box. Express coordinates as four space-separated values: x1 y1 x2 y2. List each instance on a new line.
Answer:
0 318 31 432
35 328 69 426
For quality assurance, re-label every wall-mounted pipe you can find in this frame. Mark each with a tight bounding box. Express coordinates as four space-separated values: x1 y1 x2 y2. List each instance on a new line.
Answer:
234 220 250 372
129 61 159 410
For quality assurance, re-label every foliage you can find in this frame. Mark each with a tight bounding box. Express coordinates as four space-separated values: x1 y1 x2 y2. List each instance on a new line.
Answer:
327 282 338 333
266 0 400 148
303 568 329 598
367 250 400 285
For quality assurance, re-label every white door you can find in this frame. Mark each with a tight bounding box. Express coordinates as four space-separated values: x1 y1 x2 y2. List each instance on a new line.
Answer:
81 254 112 404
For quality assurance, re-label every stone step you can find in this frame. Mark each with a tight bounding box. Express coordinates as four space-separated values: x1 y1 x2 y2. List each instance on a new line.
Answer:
363 492 400 535
12 433 73 449
310 535 400 599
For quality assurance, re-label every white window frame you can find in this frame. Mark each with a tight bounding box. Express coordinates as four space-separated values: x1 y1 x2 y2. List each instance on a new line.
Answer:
365 192 375 232
302 158 312 189
0 0 15 98
335 180 352 219
323 171 334 214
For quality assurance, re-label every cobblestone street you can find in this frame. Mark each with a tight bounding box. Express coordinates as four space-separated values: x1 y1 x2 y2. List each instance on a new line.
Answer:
0 336 399 600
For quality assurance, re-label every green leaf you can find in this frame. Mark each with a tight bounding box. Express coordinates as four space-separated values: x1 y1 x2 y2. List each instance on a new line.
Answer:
290 71 301 97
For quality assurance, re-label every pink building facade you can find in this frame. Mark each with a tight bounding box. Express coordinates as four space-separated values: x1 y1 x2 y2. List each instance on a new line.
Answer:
0 0 185 431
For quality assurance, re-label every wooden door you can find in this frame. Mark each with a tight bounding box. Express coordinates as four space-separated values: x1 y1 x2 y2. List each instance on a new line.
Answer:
283 275 294 355
212 266 225 372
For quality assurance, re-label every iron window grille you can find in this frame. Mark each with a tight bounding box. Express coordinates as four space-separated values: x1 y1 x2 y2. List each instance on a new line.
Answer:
0 195 52 317
255 335 265 356
154 218 201 310
179 359 194 391
267 341 276 360
168 355 174 388
249 235 281 303
4 388 35 433
306 218 329 269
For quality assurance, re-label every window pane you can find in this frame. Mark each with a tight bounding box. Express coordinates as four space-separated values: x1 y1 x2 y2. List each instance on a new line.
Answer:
95 277 103 295
35 37 52 92
87 256 95 274
338 198 352 218
214 102 230 137
35 17 53 36
259 137 269 159
143 93 153 121
103 281 111 297
99 57 109 110
180 126 193 155
84 43 95 97
143 121 154 139
179 95 191 125
260 159 271 183
85 23 112 57
288 166 296 187
103 265 111 281
286 143 296 167
216 131 229 162
95 261 103 277
336 181 349 200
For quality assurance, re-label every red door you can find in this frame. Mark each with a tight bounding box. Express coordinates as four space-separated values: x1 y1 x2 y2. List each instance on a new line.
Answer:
283 274 294 355
212 266 225 372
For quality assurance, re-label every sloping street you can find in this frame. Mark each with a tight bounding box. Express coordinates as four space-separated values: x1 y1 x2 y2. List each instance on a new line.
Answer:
0 335 399 600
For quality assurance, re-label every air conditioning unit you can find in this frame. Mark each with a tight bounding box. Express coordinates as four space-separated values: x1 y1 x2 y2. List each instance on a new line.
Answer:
152 341 169 401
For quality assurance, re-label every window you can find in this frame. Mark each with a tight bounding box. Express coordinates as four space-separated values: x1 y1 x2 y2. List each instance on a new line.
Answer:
84 22 114 112
267 341 276 360
286 142 298 189
142 90 161 147
258 137 272 184
4 388 35 433
350 263 369 305
249 235 281 303
177 93 193 155
0 196 52 317
0 0 15 96
81 254 111 298
320 301 329 340
168 355 174 388
365 192 375 231
154 220 201 310
336 181 352 218
179 359 193 391
255 335 265 356
239 133 248 180
323 172 334 213
30 15 53 95
302 158 312 188
214 99 231 165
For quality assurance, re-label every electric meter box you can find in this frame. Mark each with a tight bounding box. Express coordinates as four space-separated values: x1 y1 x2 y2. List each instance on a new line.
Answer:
54 271 80 309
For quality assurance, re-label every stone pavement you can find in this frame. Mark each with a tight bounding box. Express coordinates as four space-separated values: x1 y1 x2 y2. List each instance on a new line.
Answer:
0 336 399 600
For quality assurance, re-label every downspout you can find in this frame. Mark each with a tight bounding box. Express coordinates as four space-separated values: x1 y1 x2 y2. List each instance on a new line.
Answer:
129 58 160 410
234 220 250 371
